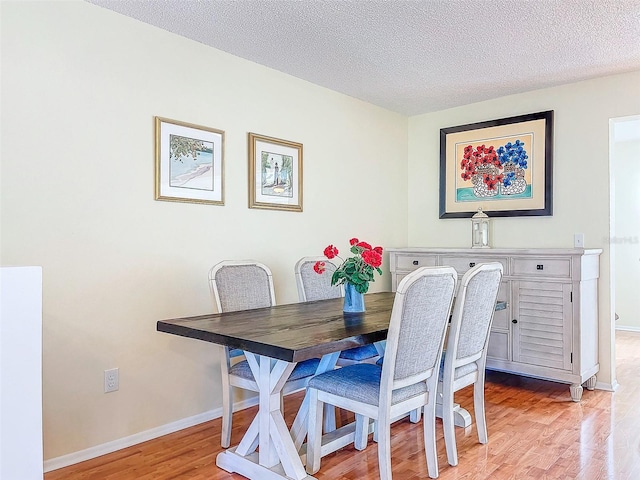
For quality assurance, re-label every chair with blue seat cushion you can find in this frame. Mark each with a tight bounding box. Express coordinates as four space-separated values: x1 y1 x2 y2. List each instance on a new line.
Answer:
440 262 503 467
209 260 321 448
295 256 382 366
305 266 458 479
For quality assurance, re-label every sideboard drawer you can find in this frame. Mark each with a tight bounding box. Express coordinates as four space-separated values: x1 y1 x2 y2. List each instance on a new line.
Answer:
395 254 437 271
440 256 508 275
511 258 571 277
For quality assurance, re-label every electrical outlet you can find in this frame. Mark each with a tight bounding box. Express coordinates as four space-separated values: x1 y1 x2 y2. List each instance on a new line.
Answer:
104 368 119 393
574 233 584 248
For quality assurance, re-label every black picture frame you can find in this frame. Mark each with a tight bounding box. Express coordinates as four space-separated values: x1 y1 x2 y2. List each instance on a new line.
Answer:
439 110 553 218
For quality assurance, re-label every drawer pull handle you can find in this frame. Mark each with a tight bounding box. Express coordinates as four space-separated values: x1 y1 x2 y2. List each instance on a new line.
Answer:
512 319 518 324
412 260 419 266
536 264 544 270
469 262 476 267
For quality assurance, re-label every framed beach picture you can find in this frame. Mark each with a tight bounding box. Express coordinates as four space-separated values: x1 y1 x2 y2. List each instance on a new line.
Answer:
439 111 553 218
155 117 224 205
248 133 303 212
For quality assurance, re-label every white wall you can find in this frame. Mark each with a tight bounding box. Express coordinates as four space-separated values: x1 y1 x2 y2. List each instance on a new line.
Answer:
612 118 640 330
0 1 408 460
407 70 640 393
0 267 44 480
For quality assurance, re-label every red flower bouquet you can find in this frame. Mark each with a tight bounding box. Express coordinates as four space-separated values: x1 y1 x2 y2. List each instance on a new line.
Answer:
460 144 503 191
315 238 383 294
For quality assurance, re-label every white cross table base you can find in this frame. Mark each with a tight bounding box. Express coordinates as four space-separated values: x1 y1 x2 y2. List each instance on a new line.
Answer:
217 352 341 480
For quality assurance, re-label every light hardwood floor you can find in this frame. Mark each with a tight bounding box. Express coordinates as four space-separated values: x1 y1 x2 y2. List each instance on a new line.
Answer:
46 331 640 479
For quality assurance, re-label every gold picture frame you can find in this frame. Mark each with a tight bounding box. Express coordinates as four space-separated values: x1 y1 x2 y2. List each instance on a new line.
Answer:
155 117 224 205
248 133 303 212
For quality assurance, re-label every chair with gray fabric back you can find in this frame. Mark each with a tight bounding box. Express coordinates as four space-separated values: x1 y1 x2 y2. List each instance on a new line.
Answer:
305 266 458 479
209 260 321 448
295 256 381 366
440 262 503 467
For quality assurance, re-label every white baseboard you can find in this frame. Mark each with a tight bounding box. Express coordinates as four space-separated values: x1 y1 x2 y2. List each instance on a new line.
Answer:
595 380 619 392
43 397 259 473
615 325 640 333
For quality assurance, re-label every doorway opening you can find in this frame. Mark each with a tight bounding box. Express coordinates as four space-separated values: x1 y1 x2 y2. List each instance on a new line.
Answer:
609 114 640 388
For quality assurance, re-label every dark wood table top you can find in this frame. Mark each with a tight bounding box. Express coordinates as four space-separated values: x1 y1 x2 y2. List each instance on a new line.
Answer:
157 292 396 363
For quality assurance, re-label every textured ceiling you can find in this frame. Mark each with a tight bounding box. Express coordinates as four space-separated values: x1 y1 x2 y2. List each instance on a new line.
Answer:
87 0 640 116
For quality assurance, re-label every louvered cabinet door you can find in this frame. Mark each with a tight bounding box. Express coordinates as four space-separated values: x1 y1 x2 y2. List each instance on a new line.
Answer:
511 280 572 371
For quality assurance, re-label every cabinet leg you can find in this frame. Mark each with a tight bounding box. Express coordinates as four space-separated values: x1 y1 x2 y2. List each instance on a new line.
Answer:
569 383 583 402
584 375 597 391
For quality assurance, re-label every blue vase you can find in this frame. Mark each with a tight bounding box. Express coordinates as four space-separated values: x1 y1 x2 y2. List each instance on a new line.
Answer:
343 282 365 313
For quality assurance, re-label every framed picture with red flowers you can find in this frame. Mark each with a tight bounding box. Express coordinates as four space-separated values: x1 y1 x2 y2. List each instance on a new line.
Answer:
248 133 303 212
439 111 553 218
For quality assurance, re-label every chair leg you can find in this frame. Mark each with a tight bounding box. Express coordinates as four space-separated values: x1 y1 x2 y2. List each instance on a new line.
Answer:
323 404 336 433
442 385 458 466
410 407 422 423
219 348 234 449
376 420 392 480
354 414 369 450
306 388 324 475
423 400 439 478
221 378 233 448
474 377 488 444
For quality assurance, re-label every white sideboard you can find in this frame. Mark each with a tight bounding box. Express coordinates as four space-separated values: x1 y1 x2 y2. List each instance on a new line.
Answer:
388 248 601 401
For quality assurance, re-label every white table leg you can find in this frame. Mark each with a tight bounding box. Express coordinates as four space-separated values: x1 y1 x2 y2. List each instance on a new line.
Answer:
217 354 316 480
236 414 260 456
435 391 473 428
291 352 340 449
259 356 281 468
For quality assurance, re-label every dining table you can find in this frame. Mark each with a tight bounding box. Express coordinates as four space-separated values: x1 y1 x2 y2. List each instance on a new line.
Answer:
157 292 504 480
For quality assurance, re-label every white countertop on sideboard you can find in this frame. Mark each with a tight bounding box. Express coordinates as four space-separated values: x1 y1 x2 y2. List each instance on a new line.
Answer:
387 247 603 256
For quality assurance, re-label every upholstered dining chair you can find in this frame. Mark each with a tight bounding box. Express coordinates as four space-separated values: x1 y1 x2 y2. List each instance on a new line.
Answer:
209 260 321 448
294 256 382 366
305 266 458 479
440 262 503 467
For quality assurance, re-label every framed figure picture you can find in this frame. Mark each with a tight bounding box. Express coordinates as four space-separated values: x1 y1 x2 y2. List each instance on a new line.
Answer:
248 133 303 212
155 117 224 205
439 110 553 218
